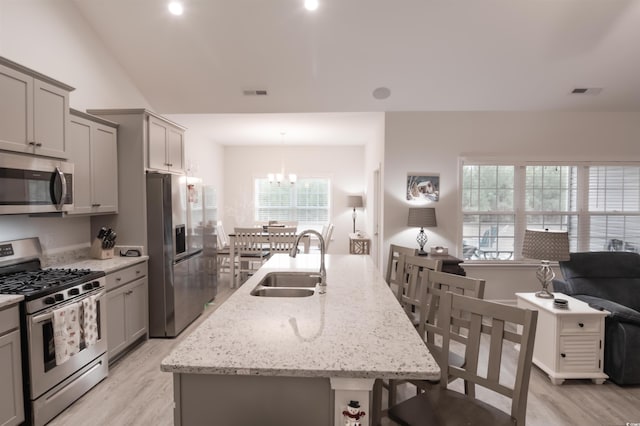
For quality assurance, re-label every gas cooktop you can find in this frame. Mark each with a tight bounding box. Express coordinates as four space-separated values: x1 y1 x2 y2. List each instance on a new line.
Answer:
0 266 105 299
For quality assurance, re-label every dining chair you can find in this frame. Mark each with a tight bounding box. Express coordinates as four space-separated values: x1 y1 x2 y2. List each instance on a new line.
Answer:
215 224 232 279
388 291 538 426
267 226 297 255
385 244 418 297
383 254 441 412
323 223 334 250
233 227 270 286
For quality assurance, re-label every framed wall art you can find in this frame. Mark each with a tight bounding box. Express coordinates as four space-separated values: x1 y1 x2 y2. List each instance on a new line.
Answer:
407 173 440 202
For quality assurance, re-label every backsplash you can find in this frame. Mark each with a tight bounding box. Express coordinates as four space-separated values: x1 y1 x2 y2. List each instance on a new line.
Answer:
41 246 90 268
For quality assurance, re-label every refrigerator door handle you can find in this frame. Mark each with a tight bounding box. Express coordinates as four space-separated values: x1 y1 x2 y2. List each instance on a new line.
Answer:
173 249 203 265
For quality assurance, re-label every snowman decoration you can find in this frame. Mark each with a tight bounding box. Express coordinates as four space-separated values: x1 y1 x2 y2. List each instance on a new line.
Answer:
342 400 366 426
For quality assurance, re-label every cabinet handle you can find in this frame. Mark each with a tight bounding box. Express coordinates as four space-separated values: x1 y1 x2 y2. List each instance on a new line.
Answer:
578 322 584 328
560 353 566 358
28 141 36 146
168 163 173 167
136 270 141 274
125 290 133 295
36 142 42 147
92 203 101 207
116 277 122 281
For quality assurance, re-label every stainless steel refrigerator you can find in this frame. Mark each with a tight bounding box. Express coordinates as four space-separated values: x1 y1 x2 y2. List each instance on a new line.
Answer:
146 172 216 337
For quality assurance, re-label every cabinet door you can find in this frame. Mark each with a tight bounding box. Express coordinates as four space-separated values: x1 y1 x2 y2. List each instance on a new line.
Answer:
0 330 25 426
0 63 33 154
148 116 168 170
67 116 93 214
33 79 68 158
91 124 118 213
125 278 148 343
167 127 185 173
107 286 128 360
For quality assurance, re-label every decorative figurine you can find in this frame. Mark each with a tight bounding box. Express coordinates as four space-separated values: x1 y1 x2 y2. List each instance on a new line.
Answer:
342 400 366 426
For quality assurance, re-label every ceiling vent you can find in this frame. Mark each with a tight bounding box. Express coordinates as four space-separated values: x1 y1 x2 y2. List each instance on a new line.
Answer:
243 89 268 96
570 88 603 95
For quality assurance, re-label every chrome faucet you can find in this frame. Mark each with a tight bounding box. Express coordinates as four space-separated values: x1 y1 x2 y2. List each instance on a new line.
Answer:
290 229 327 293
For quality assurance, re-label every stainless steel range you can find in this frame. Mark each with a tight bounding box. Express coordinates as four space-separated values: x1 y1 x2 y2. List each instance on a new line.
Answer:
0 238 108 426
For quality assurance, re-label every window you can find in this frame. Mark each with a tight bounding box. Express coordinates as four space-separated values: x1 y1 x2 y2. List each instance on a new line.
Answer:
461 161 640 261
255 177 330 226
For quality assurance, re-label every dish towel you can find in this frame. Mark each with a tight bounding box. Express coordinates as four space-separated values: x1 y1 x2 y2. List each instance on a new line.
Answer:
82 295 99 347
52 302 81 365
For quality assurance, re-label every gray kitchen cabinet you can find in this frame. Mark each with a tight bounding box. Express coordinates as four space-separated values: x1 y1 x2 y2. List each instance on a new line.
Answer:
67 109 119 215
0 57 73 159
84 109 187 251
0 304 24 426
148 115 185 173
105 261 148 362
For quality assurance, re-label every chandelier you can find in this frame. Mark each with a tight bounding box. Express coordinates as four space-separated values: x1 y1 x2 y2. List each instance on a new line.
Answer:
268 131 297 185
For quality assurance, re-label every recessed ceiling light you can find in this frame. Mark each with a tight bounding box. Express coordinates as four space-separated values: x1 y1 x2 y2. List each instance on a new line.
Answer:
304 0 319 11
372 87 391 100
168 1 184 16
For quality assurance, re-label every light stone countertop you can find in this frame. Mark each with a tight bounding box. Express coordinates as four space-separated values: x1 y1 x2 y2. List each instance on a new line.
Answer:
52 255 149 274
0 294 24 309
161 254 439 380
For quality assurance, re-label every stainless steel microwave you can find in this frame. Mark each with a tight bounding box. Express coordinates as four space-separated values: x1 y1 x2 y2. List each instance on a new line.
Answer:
0 152 73 214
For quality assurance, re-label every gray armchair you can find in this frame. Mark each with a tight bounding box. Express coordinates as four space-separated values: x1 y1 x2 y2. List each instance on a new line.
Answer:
552 251 640 385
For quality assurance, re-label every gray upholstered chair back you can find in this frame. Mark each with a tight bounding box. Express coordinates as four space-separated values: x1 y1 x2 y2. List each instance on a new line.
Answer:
558 251 640 309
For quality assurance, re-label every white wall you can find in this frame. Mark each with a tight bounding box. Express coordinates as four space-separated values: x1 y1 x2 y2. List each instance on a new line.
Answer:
223 145 365 254
363 114 386 266
167 115 226 221
384 111 640 301
0 0 151 254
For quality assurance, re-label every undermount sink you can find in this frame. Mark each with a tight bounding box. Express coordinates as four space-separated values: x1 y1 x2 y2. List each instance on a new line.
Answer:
258 272 322 288
250 272 320 297
250 288 315 297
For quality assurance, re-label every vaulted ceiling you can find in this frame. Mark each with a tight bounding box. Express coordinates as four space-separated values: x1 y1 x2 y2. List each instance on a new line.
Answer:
71 0 640 144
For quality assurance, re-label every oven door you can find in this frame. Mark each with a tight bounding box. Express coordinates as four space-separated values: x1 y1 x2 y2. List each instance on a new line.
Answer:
26 288 107 399
0 152 73 214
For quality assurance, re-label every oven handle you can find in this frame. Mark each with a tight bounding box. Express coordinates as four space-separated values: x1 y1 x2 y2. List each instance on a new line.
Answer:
31 291 106 325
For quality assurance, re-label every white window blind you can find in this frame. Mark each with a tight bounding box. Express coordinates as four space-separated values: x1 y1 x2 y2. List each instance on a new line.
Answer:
588 166 640 252
255 177 330 225
461 162 640 261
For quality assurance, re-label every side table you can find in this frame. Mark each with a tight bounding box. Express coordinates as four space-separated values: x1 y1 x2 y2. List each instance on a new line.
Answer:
348 233 370 255
516 292 609 385
417 253 465 276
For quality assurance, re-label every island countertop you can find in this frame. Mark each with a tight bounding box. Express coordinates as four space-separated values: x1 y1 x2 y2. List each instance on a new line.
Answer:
161 254 439 381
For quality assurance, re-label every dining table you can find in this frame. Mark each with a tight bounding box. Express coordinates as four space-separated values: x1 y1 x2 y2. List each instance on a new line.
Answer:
228 230 311 288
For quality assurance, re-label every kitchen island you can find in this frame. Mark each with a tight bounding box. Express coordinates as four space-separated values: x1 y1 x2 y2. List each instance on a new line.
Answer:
161 254 439 426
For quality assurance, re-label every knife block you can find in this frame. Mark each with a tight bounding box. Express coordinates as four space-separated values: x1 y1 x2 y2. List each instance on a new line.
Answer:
90 238 114 260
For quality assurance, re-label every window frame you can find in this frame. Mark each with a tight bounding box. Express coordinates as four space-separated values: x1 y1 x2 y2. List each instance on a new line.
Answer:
253 174 332 227
459 158 640 262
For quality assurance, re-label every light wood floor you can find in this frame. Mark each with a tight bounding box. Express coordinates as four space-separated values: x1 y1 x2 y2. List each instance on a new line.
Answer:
49 277 640 426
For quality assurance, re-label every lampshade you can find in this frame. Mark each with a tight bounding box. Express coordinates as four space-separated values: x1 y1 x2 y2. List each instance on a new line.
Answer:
522 229 570 261
347 195 364 208
407 207 437 228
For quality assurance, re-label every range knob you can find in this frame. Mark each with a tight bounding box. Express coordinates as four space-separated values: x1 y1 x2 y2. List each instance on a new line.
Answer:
69 288 80 296
44 297 55 305
83 283 94 290
55 294 64 302
92 281 100 288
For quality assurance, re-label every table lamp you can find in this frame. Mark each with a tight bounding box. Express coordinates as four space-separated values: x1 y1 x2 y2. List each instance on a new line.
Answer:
407 207 437 255
347 195 364 233
521 229 570 299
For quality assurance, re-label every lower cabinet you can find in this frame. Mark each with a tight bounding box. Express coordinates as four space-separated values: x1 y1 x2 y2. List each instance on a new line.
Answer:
0 305 24 426
106 261 148 362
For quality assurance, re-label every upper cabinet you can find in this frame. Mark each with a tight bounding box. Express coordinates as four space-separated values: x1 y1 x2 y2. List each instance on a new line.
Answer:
0 57 74 159
148 115 185 173
67 110 118 215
